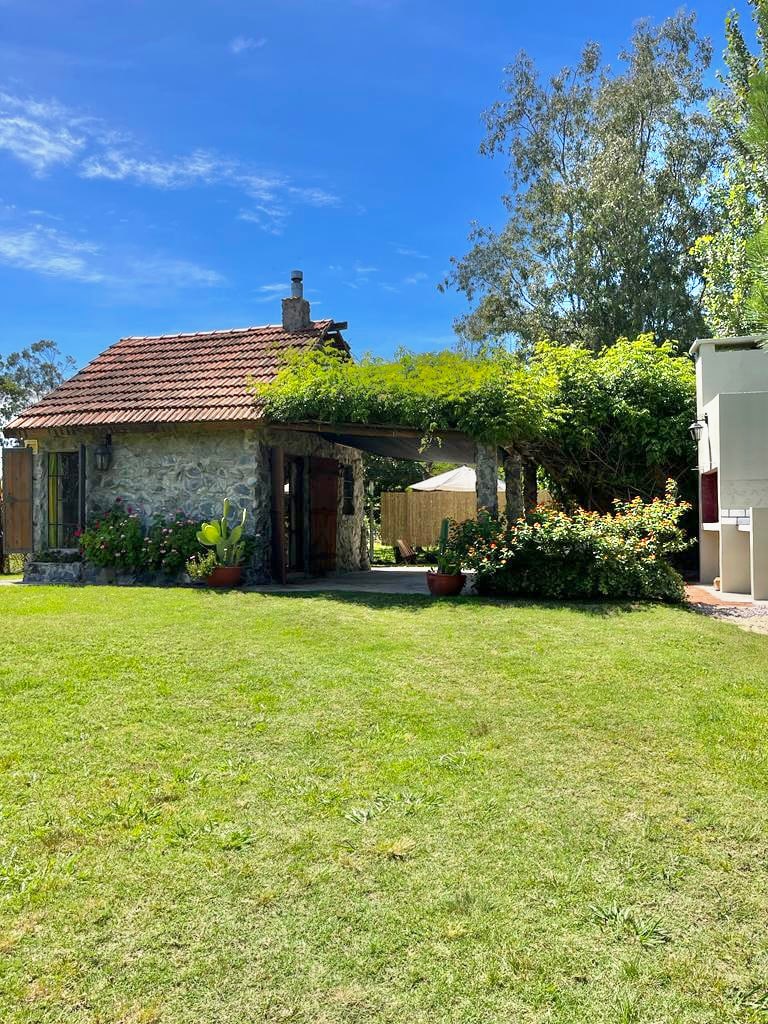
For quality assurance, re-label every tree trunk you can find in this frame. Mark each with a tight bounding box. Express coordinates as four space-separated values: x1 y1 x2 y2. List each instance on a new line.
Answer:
523 459 538 512
503 451 523 521
475 443 499 516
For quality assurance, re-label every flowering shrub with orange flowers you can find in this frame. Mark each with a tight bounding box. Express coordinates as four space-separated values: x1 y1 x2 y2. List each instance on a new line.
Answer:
450 481 691 602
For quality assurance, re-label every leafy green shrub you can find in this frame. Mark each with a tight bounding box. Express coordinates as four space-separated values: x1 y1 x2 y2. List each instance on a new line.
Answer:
529 337 696 511
2 552 25 573
31 550 81 563
451 482 691 603
79 502 145 573
185 550 217 582
144 514 200 575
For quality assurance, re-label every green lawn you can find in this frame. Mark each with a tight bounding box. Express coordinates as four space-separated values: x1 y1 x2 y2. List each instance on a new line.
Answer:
2 588 768 1023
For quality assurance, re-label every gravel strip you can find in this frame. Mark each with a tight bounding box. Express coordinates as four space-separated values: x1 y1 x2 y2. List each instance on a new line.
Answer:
689 601 768 634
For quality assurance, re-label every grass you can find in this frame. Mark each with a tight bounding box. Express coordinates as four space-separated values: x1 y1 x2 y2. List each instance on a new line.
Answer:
370 542 396 565
1 587 768 1022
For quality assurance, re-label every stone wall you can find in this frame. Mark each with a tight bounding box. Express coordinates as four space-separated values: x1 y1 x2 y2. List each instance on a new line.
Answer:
31 425 368 579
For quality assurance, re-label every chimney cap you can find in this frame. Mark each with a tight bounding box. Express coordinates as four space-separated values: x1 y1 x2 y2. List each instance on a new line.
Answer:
290 269 304 300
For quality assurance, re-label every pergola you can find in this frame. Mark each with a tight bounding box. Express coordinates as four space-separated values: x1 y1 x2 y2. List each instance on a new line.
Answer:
284 420 526 517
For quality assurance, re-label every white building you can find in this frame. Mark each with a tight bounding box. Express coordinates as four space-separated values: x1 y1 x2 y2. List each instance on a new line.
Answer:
691 335 768 600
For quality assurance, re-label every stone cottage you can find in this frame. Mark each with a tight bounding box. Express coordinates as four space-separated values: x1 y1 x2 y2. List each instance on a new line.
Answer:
4 272 368 582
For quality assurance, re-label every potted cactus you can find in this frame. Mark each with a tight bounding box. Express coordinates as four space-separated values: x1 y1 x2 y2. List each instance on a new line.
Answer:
194 499 247 587
427 518 466 597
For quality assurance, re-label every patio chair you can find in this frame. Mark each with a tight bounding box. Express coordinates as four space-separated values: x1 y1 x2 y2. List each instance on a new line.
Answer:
395 539 417 564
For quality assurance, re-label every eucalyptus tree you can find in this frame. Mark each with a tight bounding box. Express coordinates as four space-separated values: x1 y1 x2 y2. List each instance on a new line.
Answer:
693 0 768 336
446 12 721 353
0 340 75 442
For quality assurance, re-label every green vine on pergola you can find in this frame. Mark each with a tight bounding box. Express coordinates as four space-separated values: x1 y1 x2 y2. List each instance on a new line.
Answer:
251 346 551 449
251 337 697 512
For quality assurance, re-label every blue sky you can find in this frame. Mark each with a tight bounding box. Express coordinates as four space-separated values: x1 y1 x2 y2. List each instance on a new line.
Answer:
0 0 749 369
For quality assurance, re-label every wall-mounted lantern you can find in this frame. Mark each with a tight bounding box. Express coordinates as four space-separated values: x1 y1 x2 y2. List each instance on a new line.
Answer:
688 413 708 443
94 434 113 472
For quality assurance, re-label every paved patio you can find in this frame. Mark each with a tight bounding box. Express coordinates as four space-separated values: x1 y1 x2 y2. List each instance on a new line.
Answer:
248 566 447 595
685 584 754 607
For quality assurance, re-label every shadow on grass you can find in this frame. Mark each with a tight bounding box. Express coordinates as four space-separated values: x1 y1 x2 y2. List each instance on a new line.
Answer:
12 578 678 618
197 587 657 617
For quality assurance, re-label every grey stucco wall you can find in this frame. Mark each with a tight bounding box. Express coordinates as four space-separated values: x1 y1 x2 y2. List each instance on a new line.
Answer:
31 425 367 578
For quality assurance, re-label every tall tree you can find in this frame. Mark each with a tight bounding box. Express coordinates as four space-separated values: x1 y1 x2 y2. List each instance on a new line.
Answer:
692 0 768 337
1 340 74 440
446 13 721 353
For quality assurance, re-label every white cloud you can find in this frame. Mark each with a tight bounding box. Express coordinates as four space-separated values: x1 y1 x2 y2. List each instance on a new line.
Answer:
404 271 428 285
253 282 288 302
0 93 87 174
0 225 103 281
0 217 223 291
354 264 378 275
238 206 286 235
126 256 225 290
0 87 341 230
288 185 340 208
378 270 429 293
81 148 226 189
395 245 428 259
229 35 267 55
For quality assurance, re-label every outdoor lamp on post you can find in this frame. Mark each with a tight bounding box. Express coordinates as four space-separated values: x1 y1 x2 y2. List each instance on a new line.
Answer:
94 434 113 472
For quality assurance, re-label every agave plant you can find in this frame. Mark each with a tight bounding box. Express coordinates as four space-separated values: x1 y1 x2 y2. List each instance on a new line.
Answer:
196 498 247 566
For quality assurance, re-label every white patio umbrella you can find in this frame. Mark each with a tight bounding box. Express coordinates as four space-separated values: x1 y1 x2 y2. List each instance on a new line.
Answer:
410 465 505 493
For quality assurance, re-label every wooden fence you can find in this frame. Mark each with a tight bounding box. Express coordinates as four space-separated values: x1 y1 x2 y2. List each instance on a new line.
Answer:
380 491 478 548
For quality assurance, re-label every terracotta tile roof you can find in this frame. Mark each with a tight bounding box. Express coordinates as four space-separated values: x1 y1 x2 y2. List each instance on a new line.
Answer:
6 320 344 432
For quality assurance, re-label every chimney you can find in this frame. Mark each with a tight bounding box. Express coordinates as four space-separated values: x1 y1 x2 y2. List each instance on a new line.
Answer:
282 269 311 332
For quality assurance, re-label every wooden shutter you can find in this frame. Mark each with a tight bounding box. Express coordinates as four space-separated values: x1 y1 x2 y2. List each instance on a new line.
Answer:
1 447 33 554
309 457 339 574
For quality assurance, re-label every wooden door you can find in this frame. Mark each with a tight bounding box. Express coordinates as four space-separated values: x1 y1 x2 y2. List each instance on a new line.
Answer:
270 447 287 584
310 457 338 574
1 447 33 554
285 456 306 574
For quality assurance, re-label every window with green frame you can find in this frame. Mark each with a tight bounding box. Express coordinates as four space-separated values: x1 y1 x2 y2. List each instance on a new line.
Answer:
47 451 80 548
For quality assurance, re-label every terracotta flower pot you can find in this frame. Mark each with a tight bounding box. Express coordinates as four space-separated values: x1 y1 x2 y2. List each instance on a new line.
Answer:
206 565 243 588
426 572 466 597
